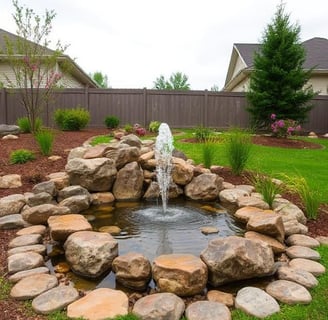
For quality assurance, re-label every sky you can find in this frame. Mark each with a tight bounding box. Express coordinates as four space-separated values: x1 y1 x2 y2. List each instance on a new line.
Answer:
1 0 327 90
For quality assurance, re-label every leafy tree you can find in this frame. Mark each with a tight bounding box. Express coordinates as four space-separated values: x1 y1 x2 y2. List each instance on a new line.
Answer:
90 71 109 88
246 3 315 129
153 72 190 90
2 0 67 133
210 84 220 91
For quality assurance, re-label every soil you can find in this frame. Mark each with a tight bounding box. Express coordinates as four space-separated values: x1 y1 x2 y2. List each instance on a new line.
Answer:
0 129 327 320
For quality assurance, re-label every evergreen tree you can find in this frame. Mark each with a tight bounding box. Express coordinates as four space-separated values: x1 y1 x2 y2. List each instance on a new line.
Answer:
246 3 315 129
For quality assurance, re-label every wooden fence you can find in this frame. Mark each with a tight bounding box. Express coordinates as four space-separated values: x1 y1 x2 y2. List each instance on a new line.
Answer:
0 88 327 132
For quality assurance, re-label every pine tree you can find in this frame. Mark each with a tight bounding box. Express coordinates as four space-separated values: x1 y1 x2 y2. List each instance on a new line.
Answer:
246 3 315 129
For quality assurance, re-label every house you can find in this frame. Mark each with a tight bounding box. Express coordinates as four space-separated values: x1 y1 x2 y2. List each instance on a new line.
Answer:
0 28 98 88
223 37 328 95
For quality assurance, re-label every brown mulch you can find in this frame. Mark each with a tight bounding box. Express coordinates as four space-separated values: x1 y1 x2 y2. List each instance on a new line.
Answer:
0 129 327 320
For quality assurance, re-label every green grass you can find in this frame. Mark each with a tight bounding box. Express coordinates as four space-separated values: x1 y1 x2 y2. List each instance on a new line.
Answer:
90 135 112 146
231 245 328 320
174 130 328 203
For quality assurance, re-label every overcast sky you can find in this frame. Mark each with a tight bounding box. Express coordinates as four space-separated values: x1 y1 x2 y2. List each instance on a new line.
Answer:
1 0 327 90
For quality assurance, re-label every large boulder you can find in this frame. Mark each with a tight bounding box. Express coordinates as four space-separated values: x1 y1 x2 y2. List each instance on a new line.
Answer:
185 173 223 201
200 236 275 286
0 194 26 217
152 254 208 296
112 161 144 201
0 124 20 136
65 157 117 192
105 146 140 169
171 157 194 186
64 231 118 278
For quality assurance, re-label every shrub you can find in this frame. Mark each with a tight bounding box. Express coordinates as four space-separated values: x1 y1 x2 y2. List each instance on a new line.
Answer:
135 127 146 136
124 123 133 133
105 115 120 129
17 116 42 133
282 174 321 220
54 107 90 131
148 121 161 133
34 130 54 156
270 114 301 138
225 128 252 175
10 149 35 164
195 126 213 142
248 172 284 208
202 138 216 169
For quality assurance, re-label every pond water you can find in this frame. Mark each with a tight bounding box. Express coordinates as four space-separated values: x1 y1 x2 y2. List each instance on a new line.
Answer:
47 199 245 291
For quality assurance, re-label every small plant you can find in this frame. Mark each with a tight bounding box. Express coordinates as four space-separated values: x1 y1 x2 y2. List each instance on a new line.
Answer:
10 149 35 164
105 115 120 129
282 174 321 220
0 277 12 300
224 128 252 175
17 116 42 133
270 114 301 138
135 127 146 136
248 172 284 208
202 138 216 168
34 129 54 156
148 120 161 133
54 107 90 131
124 123 133 133
194 126 213 142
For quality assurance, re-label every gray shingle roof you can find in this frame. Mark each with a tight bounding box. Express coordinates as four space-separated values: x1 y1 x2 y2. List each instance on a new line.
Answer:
234 37 328 70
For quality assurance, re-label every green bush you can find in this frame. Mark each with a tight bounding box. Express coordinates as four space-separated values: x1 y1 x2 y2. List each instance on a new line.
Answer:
225 128 252 175
148 120 161 133
54 107 90 131
195 126 213 142
124 123 133 133
202 138 216 169
105 115 120 129
17 116 42 133
10 149 35 164
34 130 54 156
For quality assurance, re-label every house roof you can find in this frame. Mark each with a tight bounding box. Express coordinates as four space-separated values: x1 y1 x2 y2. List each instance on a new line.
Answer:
224 37 328 90
0 28 99 88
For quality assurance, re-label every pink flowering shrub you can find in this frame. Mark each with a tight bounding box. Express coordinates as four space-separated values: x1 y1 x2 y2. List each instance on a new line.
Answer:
135 127 146 136
270 114 301 138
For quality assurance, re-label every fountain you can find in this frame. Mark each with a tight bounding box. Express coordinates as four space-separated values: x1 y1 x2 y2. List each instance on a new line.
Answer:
154 123 174 212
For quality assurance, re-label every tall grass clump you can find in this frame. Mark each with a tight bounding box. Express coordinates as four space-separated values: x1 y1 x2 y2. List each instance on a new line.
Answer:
248 172 284 208
17 116 42 133
202 138 216 168
34 130 54 156
194 126 213 142
225 128 252 175
282 174 321 220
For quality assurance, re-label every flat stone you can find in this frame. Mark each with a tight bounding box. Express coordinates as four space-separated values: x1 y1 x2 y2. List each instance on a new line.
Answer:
67 288 129 320
207 290 234 307
7 252 44 274
10 274 58 300
0 214 27 229
98 225 122 235
234 206 264 223
0 194 26 216
8 267 50 283
200 226 219 235
0 174 22 188
286 234 320 248
32 285 79 315
277 266 318 288
244 231 286 254
133 292 185 320
286 245 320 260
16 225 47 236
235 286 280 318
219 188 249 205
2 134 18 139
7 244 46 256
185 301 231 320
83 145 111 159
48 214 92 241
289 258 326 276
9 234 42 248
266 280 312 305
90 192 115 205
237 196 270 210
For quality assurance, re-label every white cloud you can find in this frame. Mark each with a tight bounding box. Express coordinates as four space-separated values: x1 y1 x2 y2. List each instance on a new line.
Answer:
1 0 327 89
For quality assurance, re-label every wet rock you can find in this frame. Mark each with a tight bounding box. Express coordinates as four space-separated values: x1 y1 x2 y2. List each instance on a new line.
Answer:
67 287 129 320
286 245 320 260
32 285 79 315
266 280 312 305
200 236 275 286
277 266 318 288
235 286 280 318
286 234 320 248
98 225 121 235
9 234 42 248
8 267 50 283
207 290 234 307
90 192 115 205
185 301 231 320
201 226 219 235
171 157 194 186
64 231 118 278
10 274 58 300
7 252 44 274
133 292 185 320
289 258 326 276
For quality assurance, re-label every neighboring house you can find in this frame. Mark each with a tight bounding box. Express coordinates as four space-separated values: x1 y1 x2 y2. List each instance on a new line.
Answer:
0 28 98 88
223 37 328 95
